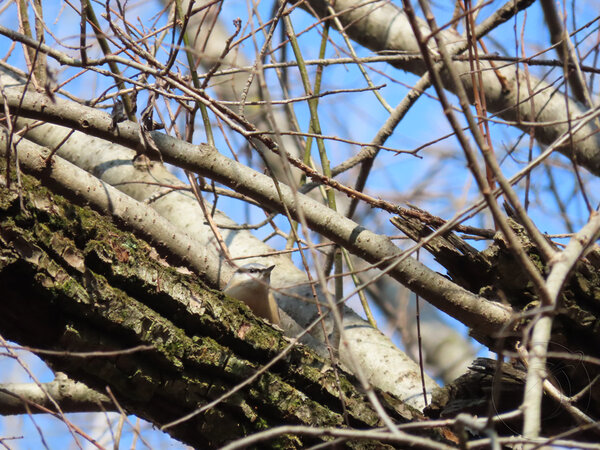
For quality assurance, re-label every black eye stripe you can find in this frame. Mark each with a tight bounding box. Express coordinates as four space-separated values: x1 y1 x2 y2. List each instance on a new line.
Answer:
237 265 273 275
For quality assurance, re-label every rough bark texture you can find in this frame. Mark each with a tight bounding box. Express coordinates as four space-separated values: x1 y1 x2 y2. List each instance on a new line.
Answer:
392 211 600 437
0 160 438 448
0 65 443 410
0 82 512 346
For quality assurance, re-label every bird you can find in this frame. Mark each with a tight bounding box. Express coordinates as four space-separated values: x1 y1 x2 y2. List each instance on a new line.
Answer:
224 263 280 325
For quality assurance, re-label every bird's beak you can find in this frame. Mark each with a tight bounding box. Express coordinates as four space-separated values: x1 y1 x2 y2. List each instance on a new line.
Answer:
261 265 275 281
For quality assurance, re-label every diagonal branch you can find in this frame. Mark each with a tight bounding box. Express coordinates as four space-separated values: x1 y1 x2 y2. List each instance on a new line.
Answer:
0 84 513 344
296 0 600 176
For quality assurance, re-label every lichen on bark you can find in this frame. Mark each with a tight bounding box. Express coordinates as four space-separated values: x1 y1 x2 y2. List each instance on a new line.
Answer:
0 158 429 448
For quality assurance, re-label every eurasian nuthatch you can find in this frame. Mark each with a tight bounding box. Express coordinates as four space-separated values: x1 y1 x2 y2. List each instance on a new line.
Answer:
224 263 280 325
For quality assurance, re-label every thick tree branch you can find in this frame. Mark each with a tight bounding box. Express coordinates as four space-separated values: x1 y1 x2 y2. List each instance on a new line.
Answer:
0 85 513 346
297 0 600 176
0 162 434 447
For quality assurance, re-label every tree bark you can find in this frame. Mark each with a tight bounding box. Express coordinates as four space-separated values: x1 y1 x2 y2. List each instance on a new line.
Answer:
0 159 435 448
